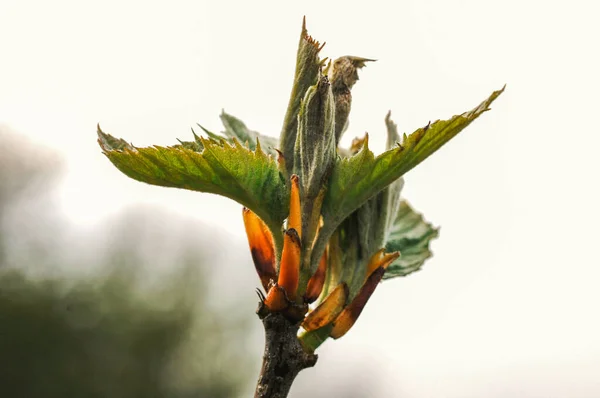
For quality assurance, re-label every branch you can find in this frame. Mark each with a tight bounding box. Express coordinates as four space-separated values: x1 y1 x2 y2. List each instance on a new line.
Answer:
254 302 318 398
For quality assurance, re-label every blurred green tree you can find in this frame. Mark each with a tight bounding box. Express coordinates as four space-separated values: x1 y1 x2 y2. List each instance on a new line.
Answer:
0 127 252 398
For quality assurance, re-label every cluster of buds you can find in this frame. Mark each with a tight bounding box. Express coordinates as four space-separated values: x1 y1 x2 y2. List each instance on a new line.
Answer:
242 20 402 350
97 17 501 358
243 171 398 345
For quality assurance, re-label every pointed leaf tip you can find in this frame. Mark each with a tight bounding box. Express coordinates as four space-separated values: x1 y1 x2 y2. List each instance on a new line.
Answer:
97 127 134 152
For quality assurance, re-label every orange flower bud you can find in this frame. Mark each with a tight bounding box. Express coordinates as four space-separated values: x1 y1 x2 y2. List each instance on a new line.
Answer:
264 284 289 312
242 208 277 291
330 267 385 339
277 228 302 301
288 174 302 239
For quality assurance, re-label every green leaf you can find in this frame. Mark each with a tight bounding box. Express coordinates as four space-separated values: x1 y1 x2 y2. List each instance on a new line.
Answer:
383 200 439 279
97 127 288 242
311 87 503 268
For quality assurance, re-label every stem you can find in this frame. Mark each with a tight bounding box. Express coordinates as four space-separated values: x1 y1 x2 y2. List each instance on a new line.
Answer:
254 304 318 398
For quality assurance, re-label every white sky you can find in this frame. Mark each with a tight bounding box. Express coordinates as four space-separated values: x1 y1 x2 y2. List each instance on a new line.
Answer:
2 0 600 397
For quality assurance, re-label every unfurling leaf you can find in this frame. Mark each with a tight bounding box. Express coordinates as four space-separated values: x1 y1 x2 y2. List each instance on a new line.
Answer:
279 17 325 176
310 87 504 270
98 127 288 243
325 87 503 225
294 75 336 256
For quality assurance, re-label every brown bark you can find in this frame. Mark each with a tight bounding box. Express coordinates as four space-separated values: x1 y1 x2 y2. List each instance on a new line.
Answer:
254 303 317 398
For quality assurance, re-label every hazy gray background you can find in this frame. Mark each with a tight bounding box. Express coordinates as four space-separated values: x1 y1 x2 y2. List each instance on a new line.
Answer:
1 0 599 397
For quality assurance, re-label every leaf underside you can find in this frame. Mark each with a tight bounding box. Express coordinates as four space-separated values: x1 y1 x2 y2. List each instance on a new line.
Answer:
384 200 439 279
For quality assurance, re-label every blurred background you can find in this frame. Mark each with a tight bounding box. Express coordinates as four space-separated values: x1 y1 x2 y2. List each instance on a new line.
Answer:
1 0 599 397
